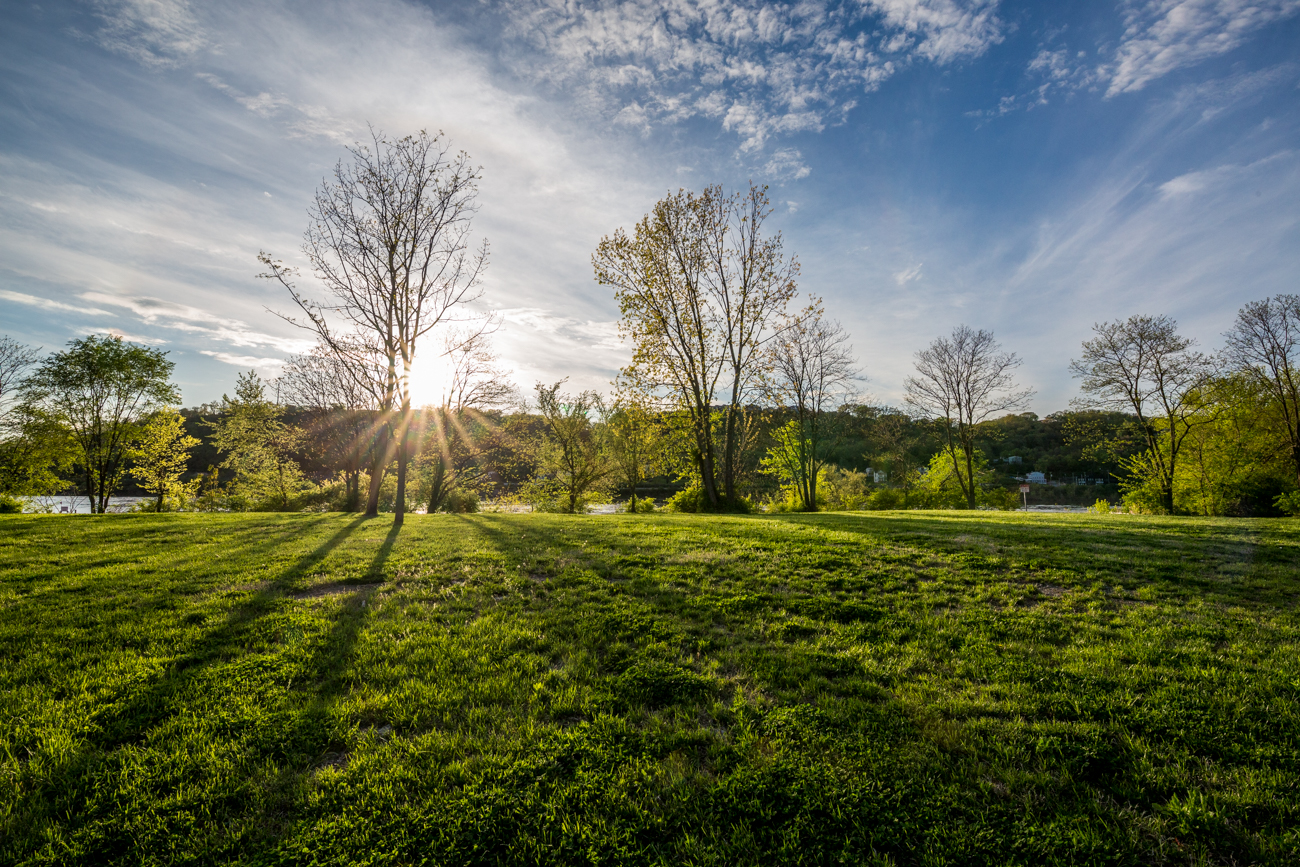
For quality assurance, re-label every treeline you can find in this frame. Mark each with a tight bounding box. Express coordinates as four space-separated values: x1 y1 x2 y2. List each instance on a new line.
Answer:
2 129 1297 518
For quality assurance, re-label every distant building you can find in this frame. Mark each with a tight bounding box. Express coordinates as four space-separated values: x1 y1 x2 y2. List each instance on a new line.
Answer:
1006 455 1023 464
1026 471 1046 484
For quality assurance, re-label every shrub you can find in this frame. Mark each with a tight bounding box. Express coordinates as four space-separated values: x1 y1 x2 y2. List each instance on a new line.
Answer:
977 486 1020 511
866 488 906 510
0 494 23 514
665 488 753 513
1275 491 1300 517
665 487 707 513
820 466 869 510
1087 498 1113 514
440 490 479 513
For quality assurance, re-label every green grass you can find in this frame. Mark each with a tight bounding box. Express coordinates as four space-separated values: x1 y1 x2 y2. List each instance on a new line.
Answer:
1 511 1298 866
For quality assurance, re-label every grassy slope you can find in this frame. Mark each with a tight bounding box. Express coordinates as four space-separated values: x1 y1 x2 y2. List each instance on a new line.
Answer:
0 511 1297 866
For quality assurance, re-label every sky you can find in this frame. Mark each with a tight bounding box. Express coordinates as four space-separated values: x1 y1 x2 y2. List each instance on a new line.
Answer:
1 0 1298 412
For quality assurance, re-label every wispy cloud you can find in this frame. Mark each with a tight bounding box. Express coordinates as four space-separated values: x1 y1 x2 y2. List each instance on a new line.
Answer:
199 350 286 370
763 147 811 181
0 289 114 316
1106 0 1300 97
893 263 924 284
194 73 355 143
86 0 206 68
80 292 315 353
497 0 1004 150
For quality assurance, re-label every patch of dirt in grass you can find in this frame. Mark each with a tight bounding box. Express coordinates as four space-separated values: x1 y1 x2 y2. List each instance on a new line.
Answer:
1037 584 1066 598
316 751 349 772
291 582 381 600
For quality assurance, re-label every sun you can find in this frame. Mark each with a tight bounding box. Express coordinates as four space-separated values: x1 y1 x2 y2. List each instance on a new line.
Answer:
405 350 458 409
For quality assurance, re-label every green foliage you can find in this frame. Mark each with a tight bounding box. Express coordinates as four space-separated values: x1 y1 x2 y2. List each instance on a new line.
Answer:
19 334 178 513
533 381 613 514
1114 377 1294 516
208 371 312 511
1087 499 1114 514
666 486 752 513
0 493 22 513
1 511 1298 865
0 406 76 499
127 407 199 511
624 496 657 513
1274 491 1300 516
439 489 479 513
760 420 815 510
865 487 906 510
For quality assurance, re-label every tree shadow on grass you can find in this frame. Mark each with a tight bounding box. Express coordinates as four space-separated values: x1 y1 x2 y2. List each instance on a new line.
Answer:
0 515 378 854
243 520 401 852
768 511 1300 609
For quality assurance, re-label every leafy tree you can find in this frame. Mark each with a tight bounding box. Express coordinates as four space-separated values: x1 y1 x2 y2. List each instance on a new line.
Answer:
606 390 661 512
209 371 308 511
594 183 797 510
20 335 177 513
1119 375 1291 516
906 326 1032 509
534 381 612 514
1070 315 1213 514
127 408 200 511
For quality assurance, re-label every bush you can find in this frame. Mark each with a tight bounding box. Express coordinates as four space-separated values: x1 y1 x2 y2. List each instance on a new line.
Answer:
623 496 657 513
1275 491 1300 517
819 466 870 510
977 486 1020 511
665 487 707 513
0 494 23 514
865 488 906 510
666 488 753 513
440 490 479 513
1087 498 1113 514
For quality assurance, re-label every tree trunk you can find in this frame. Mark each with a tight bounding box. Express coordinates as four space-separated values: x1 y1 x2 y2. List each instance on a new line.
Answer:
722 405 738 503
426 455 447 514
365 423 388 517
394 407 409 526
157 488 165 512
964 444 977 509
698 415 720 508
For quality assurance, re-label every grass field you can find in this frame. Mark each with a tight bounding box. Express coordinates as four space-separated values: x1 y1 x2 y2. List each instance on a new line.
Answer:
1 511 1298 866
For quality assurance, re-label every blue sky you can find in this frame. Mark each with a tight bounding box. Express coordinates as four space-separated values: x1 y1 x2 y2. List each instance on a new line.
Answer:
1 0 1297 411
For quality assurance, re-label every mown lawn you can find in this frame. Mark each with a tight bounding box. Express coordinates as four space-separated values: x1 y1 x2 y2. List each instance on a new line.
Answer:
1 510 1298 866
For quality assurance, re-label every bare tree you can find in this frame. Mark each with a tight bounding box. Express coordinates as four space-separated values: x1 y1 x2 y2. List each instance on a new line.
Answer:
0 336 39 427
262 128 489 524
594 183 797 509
763 308 858 510
1224 295 1300 487
434 326 517 413
906 326 1032 509
419 328 517 513
1070 314 1212 514
277 344 381 510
